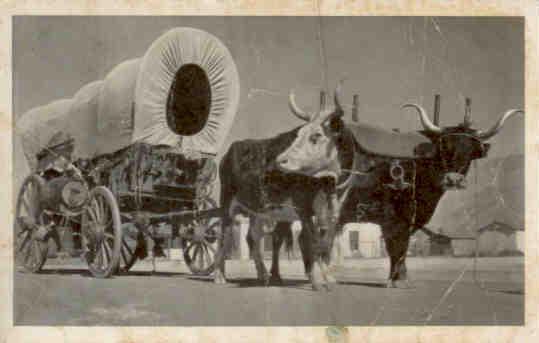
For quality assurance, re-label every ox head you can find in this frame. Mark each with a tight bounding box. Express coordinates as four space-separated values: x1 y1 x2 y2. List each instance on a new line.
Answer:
275 83 346 180
403 103 523 190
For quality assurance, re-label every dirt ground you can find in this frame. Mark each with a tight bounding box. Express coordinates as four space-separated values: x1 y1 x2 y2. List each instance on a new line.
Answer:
13 256 524 326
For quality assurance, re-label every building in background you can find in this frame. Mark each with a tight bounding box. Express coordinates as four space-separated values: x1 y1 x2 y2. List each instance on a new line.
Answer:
408 227 452 257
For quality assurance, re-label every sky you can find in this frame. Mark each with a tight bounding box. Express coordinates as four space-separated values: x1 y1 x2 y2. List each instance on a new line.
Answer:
12 16 525 230
13 16 524 154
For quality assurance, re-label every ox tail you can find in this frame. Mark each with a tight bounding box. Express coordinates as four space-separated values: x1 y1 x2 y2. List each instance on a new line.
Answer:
218 144 238 255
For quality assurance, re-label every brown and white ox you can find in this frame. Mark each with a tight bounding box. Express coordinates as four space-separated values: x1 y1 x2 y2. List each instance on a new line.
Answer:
274 84 523 288
213 86 348 291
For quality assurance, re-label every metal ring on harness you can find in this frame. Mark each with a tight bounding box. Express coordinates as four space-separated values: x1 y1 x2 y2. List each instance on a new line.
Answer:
390 162 405 181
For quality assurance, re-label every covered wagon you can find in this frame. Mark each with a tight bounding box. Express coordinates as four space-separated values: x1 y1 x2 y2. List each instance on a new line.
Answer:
14 27 240 278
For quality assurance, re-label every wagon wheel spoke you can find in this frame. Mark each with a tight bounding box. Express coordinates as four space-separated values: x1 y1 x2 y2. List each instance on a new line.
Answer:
102 240 112 266
104 232 115 240
89 198 99 223
21 198 31 217
192 244 201 270
115 225 138 274
120 245 129 266
122 238 134 256
31 240 41 268
86 204 99 225
197 244 205 271
202 243 214 266
97 196 110 226
16 226 28 238
23 241 33 266
101 244 109 269
22 183 33 216
17 231 31 253
98 197 106 223
91 198 101 222
99 203 110 226
95 243 104 269
204 240 216 255
22 238 33 265
186 243 200 273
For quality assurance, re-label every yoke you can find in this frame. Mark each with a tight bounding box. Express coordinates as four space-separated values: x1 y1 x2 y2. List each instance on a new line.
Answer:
346 122 435 159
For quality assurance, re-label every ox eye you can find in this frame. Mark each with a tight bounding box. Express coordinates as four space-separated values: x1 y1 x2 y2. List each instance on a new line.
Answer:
310 132 322 144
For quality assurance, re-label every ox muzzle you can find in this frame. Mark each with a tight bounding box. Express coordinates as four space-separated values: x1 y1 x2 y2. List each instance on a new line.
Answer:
441 172 467 190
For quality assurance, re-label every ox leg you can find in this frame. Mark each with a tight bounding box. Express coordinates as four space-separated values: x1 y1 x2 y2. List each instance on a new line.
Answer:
298 225 312 277
382 222 412 289
320 226 339 286
213 225 232 285
248 217 270 285
299 216 326 291
313 222 337 290
269 222 289 285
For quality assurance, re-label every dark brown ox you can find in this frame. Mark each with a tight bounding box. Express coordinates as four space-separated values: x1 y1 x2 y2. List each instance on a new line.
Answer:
213 86 346 290
273 84 523 288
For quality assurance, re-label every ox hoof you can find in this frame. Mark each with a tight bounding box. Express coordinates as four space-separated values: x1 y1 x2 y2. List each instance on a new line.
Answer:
386 279 414 289
323 281 334 292
269 274 284 286
257 274 270 287
386 279 397 288
325 273 337 284
309 266 327 292
214 271 227 285
398 279 415 289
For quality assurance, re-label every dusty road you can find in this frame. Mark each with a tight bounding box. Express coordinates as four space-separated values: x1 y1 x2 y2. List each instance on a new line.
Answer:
14 257 523 326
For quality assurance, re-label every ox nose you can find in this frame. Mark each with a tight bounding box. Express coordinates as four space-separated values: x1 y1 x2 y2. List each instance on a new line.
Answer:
276 155 301 172
276 156 287 165
442 172 467 190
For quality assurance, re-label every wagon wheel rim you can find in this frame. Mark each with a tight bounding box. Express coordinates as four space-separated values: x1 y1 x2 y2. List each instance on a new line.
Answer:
116 223 138 273
183 197 221 276
15 176 48 272
184 236 218 275
83 187 121 278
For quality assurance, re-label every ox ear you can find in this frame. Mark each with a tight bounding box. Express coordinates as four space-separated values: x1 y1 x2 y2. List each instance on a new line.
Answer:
323 113 345 136
414 142 436 158
476 143 490 158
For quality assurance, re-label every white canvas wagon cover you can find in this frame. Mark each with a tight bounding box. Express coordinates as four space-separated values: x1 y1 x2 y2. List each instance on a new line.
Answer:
16 99 74 170
132 27 240 155
16 27 240 166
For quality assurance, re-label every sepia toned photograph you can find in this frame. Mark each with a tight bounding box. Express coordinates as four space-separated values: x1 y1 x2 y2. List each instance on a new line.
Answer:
12 16 524 326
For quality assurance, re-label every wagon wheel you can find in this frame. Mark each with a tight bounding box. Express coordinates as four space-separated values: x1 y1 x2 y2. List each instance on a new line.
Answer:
116 222 139 274
14 175 49 273
82 186 122 278
183 197 221 276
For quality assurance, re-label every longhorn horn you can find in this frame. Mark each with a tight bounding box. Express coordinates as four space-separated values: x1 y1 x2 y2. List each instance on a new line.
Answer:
402 103 442 133
320 90 327 111
477 109 524 141
288 90 311 121
463 97 472 127
333 79 345 113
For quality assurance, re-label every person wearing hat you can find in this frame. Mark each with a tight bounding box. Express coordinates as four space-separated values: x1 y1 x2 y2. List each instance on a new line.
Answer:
36 131 75 175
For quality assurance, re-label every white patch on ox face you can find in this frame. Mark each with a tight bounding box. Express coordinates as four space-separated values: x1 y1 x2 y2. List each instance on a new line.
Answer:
276 118 341 180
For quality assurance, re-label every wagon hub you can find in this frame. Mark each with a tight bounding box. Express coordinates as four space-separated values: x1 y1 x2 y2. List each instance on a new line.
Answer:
33 224 51 241
192 223 207 243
